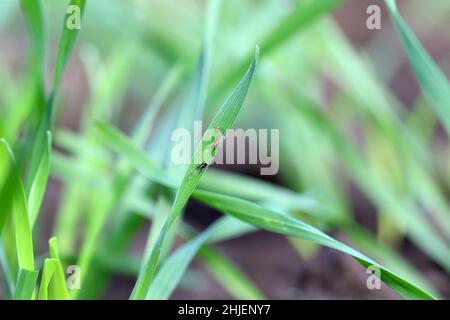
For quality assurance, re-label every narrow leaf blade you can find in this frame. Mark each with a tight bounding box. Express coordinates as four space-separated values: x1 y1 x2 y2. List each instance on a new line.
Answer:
193 190 435 300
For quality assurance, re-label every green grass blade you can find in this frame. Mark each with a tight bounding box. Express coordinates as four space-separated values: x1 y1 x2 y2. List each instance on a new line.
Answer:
0 239 15 297
262 0 343 55
28 131 51 228
15 268 38 300
1 139 34 271
210 0 342 103
130 47 259 300
38 239 70 300
19 0 45 116
142 0 222 288
132 64 184 146
203 216 255 243
189 0 221 120
344 225 439 297
12 178 34 271
74 53 182 297
39 252 69 300
51 0 87 97
385 0 450 134
19 0 44 67
48 237 70 299
38 258 57 300
147 214 264 300
145 216 260 300
193 190 435 300
0 145 14 233
202 169 326 214
26 0 87 196
146 217 229 299
95 121 174 187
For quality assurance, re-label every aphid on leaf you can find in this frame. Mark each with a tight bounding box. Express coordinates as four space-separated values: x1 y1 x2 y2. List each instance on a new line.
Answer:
188 162 208 179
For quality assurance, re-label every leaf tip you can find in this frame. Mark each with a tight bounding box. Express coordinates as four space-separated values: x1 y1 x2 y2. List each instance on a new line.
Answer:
46 130 52 145
49 236 57 246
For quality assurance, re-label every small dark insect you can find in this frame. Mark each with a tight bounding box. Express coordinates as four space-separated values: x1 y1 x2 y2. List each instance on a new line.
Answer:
196 162 208 171
188 162 208 179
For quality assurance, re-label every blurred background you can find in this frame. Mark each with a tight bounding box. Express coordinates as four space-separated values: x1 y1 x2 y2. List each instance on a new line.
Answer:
0 0 449 299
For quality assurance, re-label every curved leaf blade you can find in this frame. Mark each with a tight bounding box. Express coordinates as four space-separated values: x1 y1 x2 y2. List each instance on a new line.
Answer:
15 268 38 300
130 47 259 300
1 139 34 271
193 190 436 300
28 131 51 227
385 0 450 134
